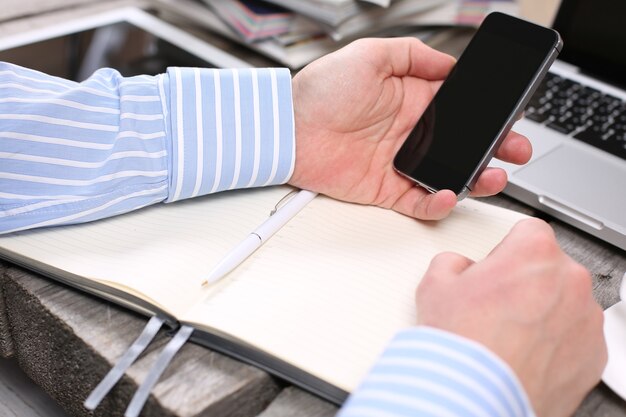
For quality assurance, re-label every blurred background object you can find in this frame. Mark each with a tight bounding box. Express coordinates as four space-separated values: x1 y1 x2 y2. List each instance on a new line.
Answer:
186 0 521 69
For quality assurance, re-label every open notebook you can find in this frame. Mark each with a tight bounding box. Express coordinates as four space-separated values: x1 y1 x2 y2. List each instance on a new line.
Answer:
0 185 528 403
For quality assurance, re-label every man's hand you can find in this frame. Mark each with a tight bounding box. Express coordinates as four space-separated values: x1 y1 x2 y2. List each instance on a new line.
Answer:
289 37 532 220
416 218 607 417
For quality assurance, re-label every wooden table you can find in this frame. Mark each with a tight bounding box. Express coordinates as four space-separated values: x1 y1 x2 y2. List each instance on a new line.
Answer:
1 1 626 417
2 191 625 417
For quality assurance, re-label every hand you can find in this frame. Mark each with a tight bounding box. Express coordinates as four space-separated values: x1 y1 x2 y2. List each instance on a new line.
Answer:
289 37 532 220
416 218 607 417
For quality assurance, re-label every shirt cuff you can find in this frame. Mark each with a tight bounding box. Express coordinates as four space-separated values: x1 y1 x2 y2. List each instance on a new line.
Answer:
338 326 536 417
162 67 295 203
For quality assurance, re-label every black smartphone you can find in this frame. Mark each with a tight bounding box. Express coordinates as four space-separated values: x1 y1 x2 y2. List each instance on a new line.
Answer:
393 12 562 199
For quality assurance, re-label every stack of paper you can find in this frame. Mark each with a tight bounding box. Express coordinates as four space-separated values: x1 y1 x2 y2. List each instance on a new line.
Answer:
260 0 389 27
322 0 452 41
203 0 294 41
190 0 519 69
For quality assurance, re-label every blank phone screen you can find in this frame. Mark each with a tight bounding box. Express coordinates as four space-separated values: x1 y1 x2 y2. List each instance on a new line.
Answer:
393 13 560 194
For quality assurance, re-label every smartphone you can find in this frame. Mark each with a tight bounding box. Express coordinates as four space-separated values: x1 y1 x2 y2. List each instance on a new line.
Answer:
393 12 562 199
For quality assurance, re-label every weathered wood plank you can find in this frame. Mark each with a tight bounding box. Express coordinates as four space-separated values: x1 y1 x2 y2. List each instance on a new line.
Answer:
3 266 281 417
256 387 337 417
0 357 70 417
0 261 15 358
575 383 626 417
550 221 626 310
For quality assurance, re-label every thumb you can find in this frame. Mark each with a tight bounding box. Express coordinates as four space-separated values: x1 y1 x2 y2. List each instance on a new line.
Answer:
427 251 475 277
416 251 474 317
376 37 456 80
418 251 475 299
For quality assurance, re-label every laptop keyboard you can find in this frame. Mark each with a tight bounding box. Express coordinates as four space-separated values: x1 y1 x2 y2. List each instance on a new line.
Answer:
525 72 626 160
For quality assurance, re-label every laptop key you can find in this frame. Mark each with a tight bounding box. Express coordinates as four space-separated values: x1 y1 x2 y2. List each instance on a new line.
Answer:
548 114 590 134
574 127 626 160
547 119 577 134
525 110 551 123
528 72 626 160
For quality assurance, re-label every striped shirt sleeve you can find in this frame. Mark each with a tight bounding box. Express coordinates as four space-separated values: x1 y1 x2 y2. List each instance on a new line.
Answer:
338 326 537 417
164 67 295 201
0 63 295 234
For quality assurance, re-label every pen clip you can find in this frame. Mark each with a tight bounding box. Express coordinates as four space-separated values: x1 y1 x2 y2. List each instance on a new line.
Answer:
270 189 299 216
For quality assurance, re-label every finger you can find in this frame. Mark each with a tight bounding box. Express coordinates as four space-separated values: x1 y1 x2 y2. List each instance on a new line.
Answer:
391 187 458 220
488 217 557 260
427 251 476 277
428 79 445 97
369 37 456 81
417 251 475 305
494 131 532 165
470 168 508 197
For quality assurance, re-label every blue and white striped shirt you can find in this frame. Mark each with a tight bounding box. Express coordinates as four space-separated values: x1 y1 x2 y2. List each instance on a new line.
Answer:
339 327 535 417
0 63 294 233
0 62 535 417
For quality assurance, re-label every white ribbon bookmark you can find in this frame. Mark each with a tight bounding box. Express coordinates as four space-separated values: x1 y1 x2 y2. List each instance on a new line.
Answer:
84 315 165 410
124 325 194 417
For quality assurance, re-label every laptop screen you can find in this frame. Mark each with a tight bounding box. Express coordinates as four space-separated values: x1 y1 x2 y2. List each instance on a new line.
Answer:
552 0 626 89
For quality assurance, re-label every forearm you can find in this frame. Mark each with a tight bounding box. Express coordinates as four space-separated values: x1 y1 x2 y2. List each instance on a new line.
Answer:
0 63 295 234
338 327 535 417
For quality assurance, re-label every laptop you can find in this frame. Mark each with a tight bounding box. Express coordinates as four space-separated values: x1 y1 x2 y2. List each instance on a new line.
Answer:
490 0 626 251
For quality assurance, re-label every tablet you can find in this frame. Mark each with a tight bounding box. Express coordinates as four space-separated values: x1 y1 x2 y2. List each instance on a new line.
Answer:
0 6 251 80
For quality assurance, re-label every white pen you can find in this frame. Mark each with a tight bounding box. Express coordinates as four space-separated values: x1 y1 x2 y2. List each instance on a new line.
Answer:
201 189 318 286
621 272 626 301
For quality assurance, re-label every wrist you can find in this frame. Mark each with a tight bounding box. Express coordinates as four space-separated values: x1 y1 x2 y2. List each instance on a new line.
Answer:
416 326 537 417
341 326 536 417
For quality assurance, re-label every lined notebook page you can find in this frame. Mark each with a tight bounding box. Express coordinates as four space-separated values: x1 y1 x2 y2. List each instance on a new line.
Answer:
0 187 291 317
182 195 529 392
